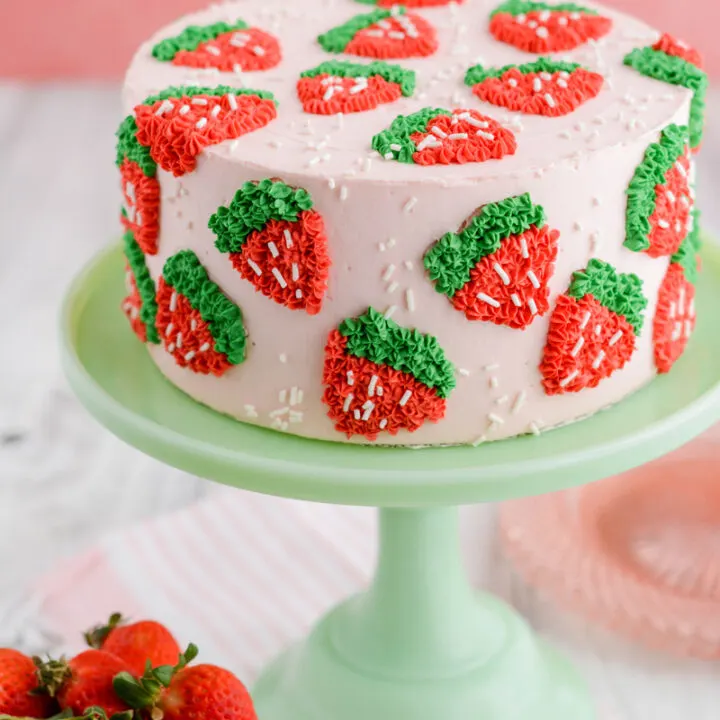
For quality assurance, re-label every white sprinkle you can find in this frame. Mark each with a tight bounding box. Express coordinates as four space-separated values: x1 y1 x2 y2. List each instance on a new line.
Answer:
458 368 471 377
403 197 418 214
609 330 623 346
368 375 379 397
511 391 527 414
571 336 585 357
233 63 243 74
689 298 696 318
670 301 677 319
476 130 496 141
595 324 602 336
169 292 178 312
343 394 354 413
488 413 505 425
387 281 399 293
183 350 196 362
559 130 571 139
448 132 469 140
463 116 490 129
253 45 266 56
477 292 501 308
165 323 174 337
267 241 279 258
544 93 556 108
307 156 321 167
511 293 522 307
399 390 413 407
362 404 375 422
191 98 209 106
199 342 210 352
528 299 539 315
495 395 509 406
272 268 287 288
557 79 568 89
592 351 606 369
494 263 511 285
247 259 263 276
350 79 369 95
529 421 541 436
558 16 568 25
291 263 299 282
672 322 683 342
405 289 416 312
279 389 287 404
179 105 191 115
580 311 592 330
560 370 579 388
167 343 176 354
196 117 208 129
382 264 396 282
484 363 500 371
528 20 538 28
675 161 688 177
658 219 670 229
323 86 337 102
508 78 519 88
289 411 303 424
387 237 397 249
154 99 174 116
384 305 398 319
377 386 384 396
226 93 238 111
403 260 414 271
533 78 543 93
489 376 499 389
340 186 349 201
206 45 221 56
283 229 293 248
388 30 406 40
527 270 540 289
389 143 402 152
279 353 287 363
175 333 183 349
520 236 529 259
685 319 693 338
295 289 303 299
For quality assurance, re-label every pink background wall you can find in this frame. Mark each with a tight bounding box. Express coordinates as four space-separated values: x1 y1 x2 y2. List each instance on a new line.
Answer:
1 0 718 80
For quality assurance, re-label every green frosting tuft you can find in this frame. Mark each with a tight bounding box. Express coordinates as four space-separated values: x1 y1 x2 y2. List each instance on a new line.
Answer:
318 9 401 54
122 231 160 344
339 308 456 399
624 47 707 148
465 57 582 87
300 60 416 97
209 179 314 253
116 116 156 176
672 208 702 284
424 194 546 297
371 107 451 163
140 85 277 107
163 250 247 365
151 20 250 62
568 259 647 335
491 0 597 17
625 123 689 254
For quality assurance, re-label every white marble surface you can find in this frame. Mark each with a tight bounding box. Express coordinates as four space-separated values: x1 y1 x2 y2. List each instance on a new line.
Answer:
0 82 719 718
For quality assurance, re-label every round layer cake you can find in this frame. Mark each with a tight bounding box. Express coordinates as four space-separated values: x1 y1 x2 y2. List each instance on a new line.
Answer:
118 0 706 446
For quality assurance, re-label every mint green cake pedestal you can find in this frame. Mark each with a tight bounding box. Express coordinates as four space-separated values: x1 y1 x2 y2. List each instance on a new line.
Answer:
61 242 720 720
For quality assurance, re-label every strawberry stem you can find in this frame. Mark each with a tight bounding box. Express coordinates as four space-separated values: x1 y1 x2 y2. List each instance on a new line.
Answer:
84 612 126 649
32 656 72 698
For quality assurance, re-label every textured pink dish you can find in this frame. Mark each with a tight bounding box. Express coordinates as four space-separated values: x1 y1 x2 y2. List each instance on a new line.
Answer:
500 437 720 659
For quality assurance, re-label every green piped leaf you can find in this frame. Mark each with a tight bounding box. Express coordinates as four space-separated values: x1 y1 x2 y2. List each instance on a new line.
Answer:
371 107 451 163
152 20 250 62
116 116 156 177
300 60 416 97
140 85 277 108
123 231 160 344
672 208 701 284
318 9 402 54
490 0 598 16
340 308 456 398
465 57 581 87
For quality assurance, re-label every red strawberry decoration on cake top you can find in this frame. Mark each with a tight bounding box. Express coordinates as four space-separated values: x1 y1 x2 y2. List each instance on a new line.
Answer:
424 194 559 329
625 124 693 258
540 259 647 395
490 0 612 53
210 179 331 315
297 60 415 115
323 308 456 441
653 33 703 69
653 210 701 374
465 58 603 117
122 231 160 345
152 19 281 72
131 85 277 177
372 107 517 165
354 0 464 5
156 250 247 376
318 8 438 59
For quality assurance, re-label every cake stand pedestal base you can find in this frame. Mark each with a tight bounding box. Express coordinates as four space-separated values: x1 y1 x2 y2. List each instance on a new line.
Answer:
254 507 592 720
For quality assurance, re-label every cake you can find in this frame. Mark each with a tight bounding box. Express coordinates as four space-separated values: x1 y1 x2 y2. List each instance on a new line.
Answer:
117 0 706 446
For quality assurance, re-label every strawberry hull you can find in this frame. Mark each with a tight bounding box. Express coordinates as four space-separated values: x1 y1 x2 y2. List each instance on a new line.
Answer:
156 279 233 377
228 210 331 315
541 295 636 395
653 263 696 374
297 74 403 114
323 331 446 441
120 158 160 255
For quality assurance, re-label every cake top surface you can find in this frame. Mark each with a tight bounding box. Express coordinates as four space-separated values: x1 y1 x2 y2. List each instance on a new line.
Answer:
123 0 691 184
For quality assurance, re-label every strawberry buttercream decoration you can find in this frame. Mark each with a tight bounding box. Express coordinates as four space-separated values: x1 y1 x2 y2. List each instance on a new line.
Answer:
156 250 247 376
654 210 701 374
131 85 277 177
625 42 707 150
372 107 517 165
652 33 703 69
625 124 693 258
354 0 463 5
322 308 455 441
425 194 559 329
490 0 612 53
152 20 281 72
210 179 331 315
540 259 647 395
465 58 603 117
318 8 438 59
122 231 159 345
297 60 415 115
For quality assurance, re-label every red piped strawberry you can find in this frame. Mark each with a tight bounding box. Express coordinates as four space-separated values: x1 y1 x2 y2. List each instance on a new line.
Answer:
653 33 703 69
490 0 612 53
134 86 277 177
373 107 516 165
152 20 281 72
122 264 147 342
210 179 331 315
322 308 455 441
465 59 603 117
625 124 694 258
653 212 701 373
156 250 247 376
540 259 647 395
122 232 160 345
425 195 559 329
297 60 415 115
318 8 438 59
0 648 55 718
119 159 160 255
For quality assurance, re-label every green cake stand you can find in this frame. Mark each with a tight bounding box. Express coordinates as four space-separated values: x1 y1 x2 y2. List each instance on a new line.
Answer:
61 241 720 720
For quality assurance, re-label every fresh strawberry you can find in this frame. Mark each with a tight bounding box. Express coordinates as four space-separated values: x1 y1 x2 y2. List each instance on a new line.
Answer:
152 20 281 72
122 232 160 345
36 651 132 718
653 212 701 373
625 124 694 258
297 60 415 115
210 179 331 315
653 33 703 69
156 251 248 376
373 107 516 165
540 259 647 395
0 649 54 718
85 614 181 678
355 0 462 5
132 86 277 177
322 308 455 440
490 0 612 53
318 8 438 59
465 58 603 117
424 194 559 329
